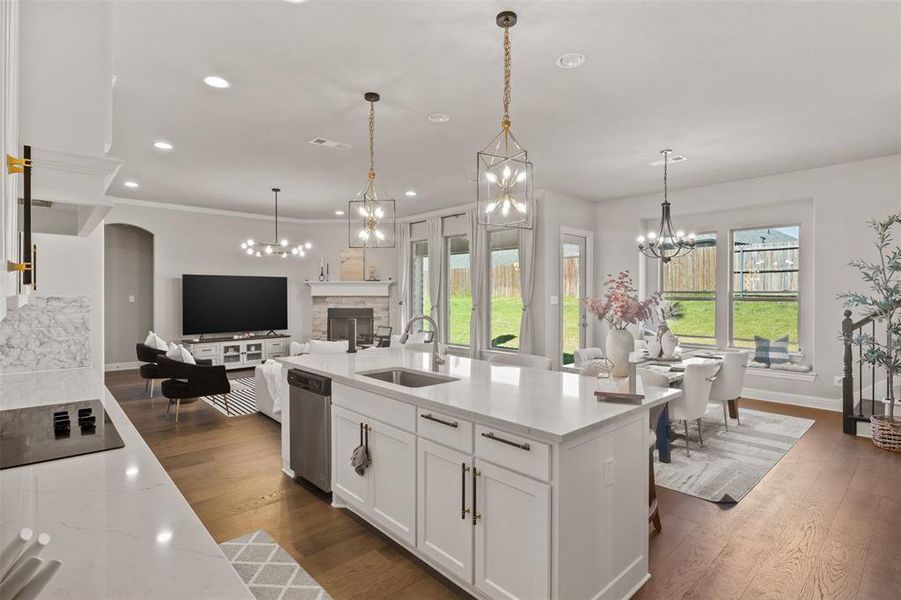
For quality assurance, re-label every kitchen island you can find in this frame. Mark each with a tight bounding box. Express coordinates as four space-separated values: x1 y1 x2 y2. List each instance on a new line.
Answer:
0 368 252 599
278 348 680 600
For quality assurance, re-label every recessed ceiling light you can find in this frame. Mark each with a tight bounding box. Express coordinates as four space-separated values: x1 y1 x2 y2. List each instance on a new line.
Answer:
285 0 307 3
649 155 687 166
556 53 585 69
335 210 345 216
405 190 417 197
153 141 173 150
123 181 139 188
427 113 450 123
203 75 230 89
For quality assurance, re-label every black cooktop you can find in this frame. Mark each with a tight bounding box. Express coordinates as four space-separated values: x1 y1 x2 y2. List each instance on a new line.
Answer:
0 399 125 470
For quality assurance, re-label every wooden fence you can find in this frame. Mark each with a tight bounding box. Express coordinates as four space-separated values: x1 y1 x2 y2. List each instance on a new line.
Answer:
663 245 799 294
449 258 581 298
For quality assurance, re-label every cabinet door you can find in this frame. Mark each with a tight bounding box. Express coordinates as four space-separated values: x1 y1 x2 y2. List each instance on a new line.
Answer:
332 406 369 510
368 419 416 545
474 461 550 600
417 439 473 582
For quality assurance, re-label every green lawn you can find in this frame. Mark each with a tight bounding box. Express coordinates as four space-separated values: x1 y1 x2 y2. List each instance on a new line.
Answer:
668 300 798 349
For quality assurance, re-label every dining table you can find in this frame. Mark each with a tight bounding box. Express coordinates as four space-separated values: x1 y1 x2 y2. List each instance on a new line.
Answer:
629 352 724 463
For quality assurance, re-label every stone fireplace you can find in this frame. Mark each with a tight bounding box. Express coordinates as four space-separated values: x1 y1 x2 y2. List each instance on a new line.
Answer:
311 295 390 342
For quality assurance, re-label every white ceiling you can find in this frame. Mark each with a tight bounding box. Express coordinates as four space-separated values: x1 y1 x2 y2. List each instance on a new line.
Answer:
109 1 901 219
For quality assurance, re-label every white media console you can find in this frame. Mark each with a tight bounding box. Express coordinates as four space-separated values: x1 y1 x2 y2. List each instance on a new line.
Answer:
181 334 289 370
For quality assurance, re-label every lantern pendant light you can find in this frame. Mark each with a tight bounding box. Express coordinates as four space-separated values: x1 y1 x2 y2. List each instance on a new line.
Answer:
476 11 534 230
636 149 696 263
348 92 396 248
240 187 312 258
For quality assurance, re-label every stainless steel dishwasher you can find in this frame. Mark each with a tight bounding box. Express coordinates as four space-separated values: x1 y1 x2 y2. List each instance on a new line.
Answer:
287 369 332 493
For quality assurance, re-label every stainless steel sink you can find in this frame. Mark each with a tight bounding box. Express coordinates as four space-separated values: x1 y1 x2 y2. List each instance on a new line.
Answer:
358 367 459 388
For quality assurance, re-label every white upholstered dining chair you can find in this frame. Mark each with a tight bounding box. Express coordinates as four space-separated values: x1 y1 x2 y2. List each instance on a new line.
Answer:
667 361 719 455
709 351 750 430
487 352 552 371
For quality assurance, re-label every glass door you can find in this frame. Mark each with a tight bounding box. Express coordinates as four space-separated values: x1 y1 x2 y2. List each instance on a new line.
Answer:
561 233 587 366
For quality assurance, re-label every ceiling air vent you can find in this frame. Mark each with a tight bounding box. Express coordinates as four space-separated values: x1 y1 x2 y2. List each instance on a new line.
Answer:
309 137 351 151
649 155 687 166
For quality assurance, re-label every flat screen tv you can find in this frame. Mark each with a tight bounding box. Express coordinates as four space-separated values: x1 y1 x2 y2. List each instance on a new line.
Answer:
182 274 287 335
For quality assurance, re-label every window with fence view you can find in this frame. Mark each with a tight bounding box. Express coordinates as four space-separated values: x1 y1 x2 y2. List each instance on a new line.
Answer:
661 233 717 345
411 240 430 332
490 229 522 350
731 226 800 350
447 235 471 346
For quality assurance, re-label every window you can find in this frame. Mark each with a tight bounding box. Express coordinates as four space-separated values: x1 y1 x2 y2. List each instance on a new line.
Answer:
661 233 717 345
446 235 471 346
731 226 800 350
489 229 522 350
411 240 430 331
561 233 587 365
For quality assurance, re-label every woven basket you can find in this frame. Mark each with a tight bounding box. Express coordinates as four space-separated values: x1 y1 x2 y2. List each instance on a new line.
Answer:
871 415 901 453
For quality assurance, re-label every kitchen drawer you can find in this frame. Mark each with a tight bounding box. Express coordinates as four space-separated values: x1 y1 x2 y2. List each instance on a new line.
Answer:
474 424 549 482
417 407 472 454
332 382 416 433
266 339 287 352
267 351 286 359
191 344 219 359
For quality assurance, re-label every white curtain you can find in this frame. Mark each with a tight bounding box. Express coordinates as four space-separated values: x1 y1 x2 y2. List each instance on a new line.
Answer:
518 211 538 354
396 221 411 332
427 217 444 332
468 211 487 359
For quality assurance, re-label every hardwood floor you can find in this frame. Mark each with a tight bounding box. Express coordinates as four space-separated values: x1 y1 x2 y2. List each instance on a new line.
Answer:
106 370 901 599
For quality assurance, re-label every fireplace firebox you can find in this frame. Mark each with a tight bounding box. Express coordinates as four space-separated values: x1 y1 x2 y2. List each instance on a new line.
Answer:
327 308 374 345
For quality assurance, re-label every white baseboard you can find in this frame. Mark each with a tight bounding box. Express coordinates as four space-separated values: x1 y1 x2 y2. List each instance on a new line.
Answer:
856 420 873 438
105 361 141 372
741 386 841 413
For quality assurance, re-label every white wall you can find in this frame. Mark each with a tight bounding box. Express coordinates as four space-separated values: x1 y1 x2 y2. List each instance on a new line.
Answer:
104 201 399 346
595 154 901 408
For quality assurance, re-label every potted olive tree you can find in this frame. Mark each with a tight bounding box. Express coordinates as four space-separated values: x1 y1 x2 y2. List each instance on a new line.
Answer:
839 212 900 451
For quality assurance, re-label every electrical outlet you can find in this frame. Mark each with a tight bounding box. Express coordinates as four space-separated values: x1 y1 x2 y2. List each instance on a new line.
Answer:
605 458 615 487
834 375 843 387
128 295 135 303
549 296 559 305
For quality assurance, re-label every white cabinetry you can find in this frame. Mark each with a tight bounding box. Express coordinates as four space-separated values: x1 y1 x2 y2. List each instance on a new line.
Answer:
183 337 287 370
331 404 416 546
474 460 550 600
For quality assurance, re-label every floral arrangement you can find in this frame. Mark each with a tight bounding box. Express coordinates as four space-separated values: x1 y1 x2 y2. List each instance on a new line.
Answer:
584 271 660 330
659 300 684 322
838 212 900 421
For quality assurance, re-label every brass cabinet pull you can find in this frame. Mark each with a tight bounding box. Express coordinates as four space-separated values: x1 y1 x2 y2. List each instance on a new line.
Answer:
461 463 470 520
421 413 458 428
481 431 530 451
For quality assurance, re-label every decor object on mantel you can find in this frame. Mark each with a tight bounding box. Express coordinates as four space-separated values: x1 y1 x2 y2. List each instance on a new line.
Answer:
241 187 313 258
476 11 534 230
839 211 901 451
584 271 659 377
348 92 396 248
637 149 696 263
340 248 365 281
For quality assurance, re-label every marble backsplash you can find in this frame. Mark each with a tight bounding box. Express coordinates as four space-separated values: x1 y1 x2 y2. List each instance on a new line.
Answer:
0 296 92 373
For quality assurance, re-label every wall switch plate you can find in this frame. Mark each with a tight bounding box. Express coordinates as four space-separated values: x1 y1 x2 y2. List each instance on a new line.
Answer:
605 458 614 487
834 375 843 387
550 296 559 305
128 295 135 303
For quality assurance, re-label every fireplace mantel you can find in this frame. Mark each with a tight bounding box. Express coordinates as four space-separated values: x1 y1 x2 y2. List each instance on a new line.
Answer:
306 280 393 297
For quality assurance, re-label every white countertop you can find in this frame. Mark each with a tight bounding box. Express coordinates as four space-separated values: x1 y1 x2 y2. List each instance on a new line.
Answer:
278 348 680 443
0 368 252 599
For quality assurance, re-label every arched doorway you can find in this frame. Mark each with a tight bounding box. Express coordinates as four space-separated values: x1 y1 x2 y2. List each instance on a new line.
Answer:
104 223 154 367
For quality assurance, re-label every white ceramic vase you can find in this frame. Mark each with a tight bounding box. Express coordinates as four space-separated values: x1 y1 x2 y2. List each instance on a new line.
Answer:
646 336 662 358
605 329 634 377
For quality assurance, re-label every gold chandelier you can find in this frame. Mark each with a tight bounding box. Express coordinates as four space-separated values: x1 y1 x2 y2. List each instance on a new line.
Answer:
476 11 533 230
348 92 396 248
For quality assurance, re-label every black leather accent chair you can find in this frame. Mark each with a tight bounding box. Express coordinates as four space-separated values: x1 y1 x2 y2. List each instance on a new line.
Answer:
158 355 229 422
136 343 166 397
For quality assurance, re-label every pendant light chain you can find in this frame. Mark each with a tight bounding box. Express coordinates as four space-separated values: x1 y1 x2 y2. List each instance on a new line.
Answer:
662 149 669 205
368 99 376 181
502 24 512 131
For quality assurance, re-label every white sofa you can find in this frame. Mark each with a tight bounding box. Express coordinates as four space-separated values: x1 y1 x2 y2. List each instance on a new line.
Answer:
254 364 288 423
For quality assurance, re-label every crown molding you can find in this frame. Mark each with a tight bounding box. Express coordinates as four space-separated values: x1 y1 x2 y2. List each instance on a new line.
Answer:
110 196 347 224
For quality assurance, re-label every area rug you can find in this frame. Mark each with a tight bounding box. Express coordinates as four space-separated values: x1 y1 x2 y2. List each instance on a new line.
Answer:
203 376 257 417
220 530 331 600
654 403 814 503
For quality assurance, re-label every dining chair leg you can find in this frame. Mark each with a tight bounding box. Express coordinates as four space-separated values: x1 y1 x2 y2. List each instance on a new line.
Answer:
224 394 230 416
144 379 149 393
150 379 155 397
683 420 691 456
649 450 661 531
697 418 704 446
722 400 729 431
735 399 741 425
166 399 171 415
175 399 181 423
